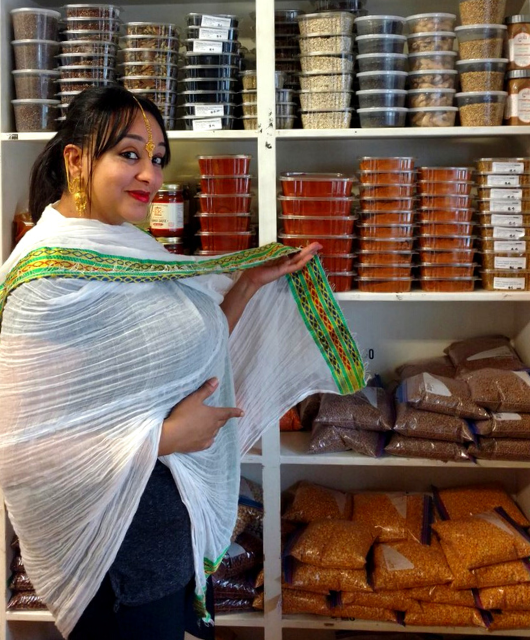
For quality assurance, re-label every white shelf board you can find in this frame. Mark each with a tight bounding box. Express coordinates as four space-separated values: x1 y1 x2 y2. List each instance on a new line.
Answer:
277 126 530 140
280 432 530 468
335 291 530 302
6 611 53 623
1 131 258 142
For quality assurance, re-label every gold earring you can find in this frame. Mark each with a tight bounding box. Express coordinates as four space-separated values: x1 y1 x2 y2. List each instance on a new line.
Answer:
64 157 87 217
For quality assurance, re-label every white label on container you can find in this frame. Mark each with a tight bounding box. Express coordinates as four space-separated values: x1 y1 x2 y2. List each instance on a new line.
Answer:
493 276 526 290
361 386 378 409
192 117 222 131
477 512 516 537
511 32 530 68
226 542 246 559
495 412 522 421
467 345 514 361
495 256 527 270
201 14 231 29
506 94 518 120
488 175 521 187
490 188 523 200
198 26 229 40
382 544 415 572
490 201 523 213
388 493 408 519
519 88 530 124
493 226 526 239
194 104 224 117
423 372 451 397
193 39 223 53
149 202 183 231
330 489 348 515
494 240 526 251
491 214 523 226
515 371 530 387
491 162 524 174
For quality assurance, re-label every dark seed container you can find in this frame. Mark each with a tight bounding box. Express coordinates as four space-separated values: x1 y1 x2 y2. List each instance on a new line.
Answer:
357 53 408 73
12 39 60 70
64 17 121 33
125 22 179 38
56 78 116 92
180 77 239 92
181 102 237 117
60 40 118 55
121 75 178 92
56 52 116 67
184 52 241 66
182 65 240 79
186 25 239 41
63 29 120 42
64 5 121 20
182 89 237 104
120 61 179 78
56 90 82 105
12 69 59 99
180 115 237 130
119 34 179 50
127 88 178 104
11 8 61 41
59 65 116 81
184 38 240 54
12 98 59 131
186 13 239 29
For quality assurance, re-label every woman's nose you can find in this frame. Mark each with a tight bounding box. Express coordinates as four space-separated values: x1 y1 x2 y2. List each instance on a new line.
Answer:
137 157 157 184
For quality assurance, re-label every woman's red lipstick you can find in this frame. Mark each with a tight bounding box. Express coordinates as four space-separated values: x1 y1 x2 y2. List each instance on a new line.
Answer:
128 191 150 203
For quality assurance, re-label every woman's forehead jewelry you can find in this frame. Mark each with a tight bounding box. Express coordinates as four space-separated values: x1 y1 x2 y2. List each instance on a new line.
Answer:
133 97 155 159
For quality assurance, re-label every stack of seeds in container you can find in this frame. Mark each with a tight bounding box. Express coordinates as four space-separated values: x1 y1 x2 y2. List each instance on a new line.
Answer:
120 21 179 130
240 69 294 130
476 157 530 290
355 15 408 128
455 0 508 126
277 172 357 291
179 13 240 131
405 13 458 127
416 166 477 292
297 11 356 128
275 9 304 120
10 7 60 131
355 156 416 292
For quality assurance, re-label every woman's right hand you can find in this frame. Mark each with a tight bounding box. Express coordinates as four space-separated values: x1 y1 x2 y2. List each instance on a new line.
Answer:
158 378 244 456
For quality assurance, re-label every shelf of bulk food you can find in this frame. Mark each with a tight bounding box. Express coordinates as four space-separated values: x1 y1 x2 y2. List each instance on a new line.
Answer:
276 127 530 139
335 292 530 301
1 130 260 142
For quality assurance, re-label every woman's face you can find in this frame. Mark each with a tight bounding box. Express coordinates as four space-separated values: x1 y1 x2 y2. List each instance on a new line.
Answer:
83 111 167 225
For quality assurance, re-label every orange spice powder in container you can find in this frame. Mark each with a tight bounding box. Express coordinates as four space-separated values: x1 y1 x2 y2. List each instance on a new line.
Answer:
149 183 184 237
506 70 530 126
506 15 530 71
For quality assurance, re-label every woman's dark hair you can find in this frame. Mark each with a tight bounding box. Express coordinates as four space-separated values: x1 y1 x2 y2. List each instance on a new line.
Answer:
29 86 171 221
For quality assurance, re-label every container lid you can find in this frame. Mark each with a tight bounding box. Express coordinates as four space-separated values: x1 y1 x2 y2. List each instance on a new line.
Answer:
298 51 354 58
182 90 237 95
280 215 357 220
359 169 416 173
12 7 61 17
12 69 60 76
356 262 412 268
418 179 473 184
455 24 507 31
300 108 355 113
456 91 508 97
356 276 413 280
11 99 60 104
407 88 456 94
122 47 179 54
358 249 415 254
196 231 253 236
408 51 457 58
419 276 478 281
299 89 354 94
121 34 179 41
357 107 408 112
64 29 120 35
326 271 356 276
279 195 355 201
406 13 457 20
280 172 356 181
355 14 406 22
322 253 356 258
456 58 508 65
196 212 251 216
158 183 183 191
126 21 177 27
196 192 251 198
508 70 530 79
408 31 456 38
278 232 356 238
408 106 458 112
187 12 237 19
197 154 251 159
11 39 60 45
359 236 414 242
297 32 354 39
356 53 407 59
297 70 355 77
297 11 353 20
408 69 457 75
421 262 478 267
356 34 407 41
356 89 407 95
61 65 111 71
65 16 120 22
64 4 121 8
481 249 527 254
505 15 530 24
357 70 408 77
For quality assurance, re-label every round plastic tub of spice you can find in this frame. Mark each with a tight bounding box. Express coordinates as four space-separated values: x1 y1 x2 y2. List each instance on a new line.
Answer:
406 13 457 34
298 34 354 55
186 13 239 28
274 22 299 37
357 71 407 91
408 32 457 54
357 223 415 238
360 197 416 211
199 175 252 194
478 186 530 199
61 39 118 54
182 90 237 104
64 17 121 33
197 231 253 252
481 269 530 290
478 212 530 226
478 225 530 240
327 271 356 292
419 277 477 291
277 115 297 129
418 208 474 223
56 78 115 93
280 215 356 235
299 52 355 73
280 173 356 197
184 39 239 54
359 237 415 252
356 35 407 55
195 213 251 232
459 0 507 26
359 157 415 171
456 58 508 92
64 29 120 42
354 15 406 36
419 167 474 181
240 71 258 90
279 233 355 254
277 102 298 117
12 69 59 100
455 25 507 60
185 52 241 68
357 264 413 278
120 34 179 50
125 22 179 38
301 108 353 129
358 250 415 264
297 12 356 37
456 91 508 126
276 89 296 103
417 235 476 250
357 90 407 108
12 39 60 70
198 155 251 175
242 102 258 116
11 8 61 41
419 221 475 236
299 90 353 110
12 98 59 132
476 172 530 186
278 195 355 216
357 276 413 292
408 69 458 90
297 72 354 92
240 90 257 105
477 157 530 172
123 48 180 65
57 52 117 67
408 51 458 72
358 107 408 128
65 4 121 19
120 61 179 78
360 210 415 224
478 199 530 213
417 180 474 195
60 64 116 81
196 193 252 214
419 248 476 263
482 250 528 269
420 263 477 278
56 91 81 106
360 184 415 198
420 194 474 209
407 89 456 108
356 54 407 74
320 254 356 271
409 106 458 127
359 170 416 184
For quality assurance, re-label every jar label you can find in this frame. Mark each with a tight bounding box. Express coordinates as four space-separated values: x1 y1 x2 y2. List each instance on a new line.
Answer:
194 104 224 117
198 27 229 40
495 240 526 251
489 188 523 200
519 88 530 124
192 117 223 131
493 276 526 290
491 214 523 226
506 93 518 120
490 200 523 213
510 32 530 68
494 256 526 270
493 226 525 239
487 175 520 187
193 39 223 53
150 202 184 231
491 162 524 174
201 14 231 29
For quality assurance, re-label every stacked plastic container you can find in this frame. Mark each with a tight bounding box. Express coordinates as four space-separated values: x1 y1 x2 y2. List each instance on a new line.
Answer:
297 11 356 128
416 166 477 292
180 13 240 131
477 157 530 290
277 173 357 291
356 157 416 292
275 10 304 105
354 15 407 128
405 13 458 128
11 7 60 131
240 70 294 130
195 155 254 255
455 0 508 126
120 21 179 130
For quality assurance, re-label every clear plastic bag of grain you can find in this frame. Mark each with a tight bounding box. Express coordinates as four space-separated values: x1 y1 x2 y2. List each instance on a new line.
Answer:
7 591 46 610
408 584 476 607
469 437 530 461
309 424 385 457
283 557 371 593
212 573 258 600
489 610 530 631
215 532 263 580
299 393 322 428
399 372 489 420
405 602 487 627
288 520 376 569
351 492 429 543
232 477 263 540
331 603 399 622
445 334 525 375
314 388 395 432
282 588 332 615
394 403 475 443
214 597 254 613
396 355 456 381
8 572 34 592
462 368 530 413
283 481 352 522
475 557 530 589
372 538 453 590
339 588 420 612
478 583 530 611
385 434 472 462
252 590 264 610
474 412 530 439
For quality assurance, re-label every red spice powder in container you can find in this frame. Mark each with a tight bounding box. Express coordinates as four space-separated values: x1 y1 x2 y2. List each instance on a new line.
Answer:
197 154 251 175
197 230 253 251
417 180 474 196
278 233 355 254
280 172 356 197
359 157 415 171
199 175 252 194
327 271 356 292
196 213 251 232
278 196 355 216
279 215 356 235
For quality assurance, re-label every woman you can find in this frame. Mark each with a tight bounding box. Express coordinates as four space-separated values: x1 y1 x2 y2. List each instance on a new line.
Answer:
0 87 365 639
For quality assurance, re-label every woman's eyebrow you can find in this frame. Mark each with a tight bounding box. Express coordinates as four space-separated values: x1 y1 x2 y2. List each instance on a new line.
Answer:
123 133 166 148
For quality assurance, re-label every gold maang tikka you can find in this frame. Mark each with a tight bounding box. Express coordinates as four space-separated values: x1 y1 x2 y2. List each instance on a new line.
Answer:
133 97 155 159
64 156 87 217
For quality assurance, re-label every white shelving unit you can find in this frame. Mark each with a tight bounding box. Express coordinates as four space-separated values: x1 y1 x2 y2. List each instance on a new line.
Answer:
2 0 530 639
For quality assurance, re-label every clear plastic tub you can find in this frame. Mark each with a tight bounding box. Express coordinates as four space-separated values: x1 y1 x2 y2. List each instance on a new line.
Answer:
359 157 415 171
478 186 530 199
459 0 507 26
181 65 239 79
419 277 477 292
358 107 407 127
408 32 457 53
275 9 305 23
406 13 457 34
300 108 353 129
456 91 508 127
240 90 257 105
417 235 476 250
358 250 415 264
199 175 251 194
476 172 530 186
64 17 120 32
418 208 474 223
241 116 257 130
278 195 355 216
64 29 120 42
478 199 530 213
297 72 354 92
12 98 59 131
357 264 412 278
356 53 408 73
477 212 530 226
180 78 238 92
125 22 179 38
197 155 251 175
419 221 475 236
407 89 456 108
197 231 253 251
12 39 60 70
299 90 353 110
456 58 508 92
57 51 116 67
184 38 239 54
299 52 354 73
320 254 356 272
280 173 356 197
196 193 252 213
481 250 529 269
479 224 530 239
419 249 476 263
312 0 366 10
182 90 237 104
356 89 407 108
359 210 415 224
357 71 407 91
120 61 179 78
11 8 60 41
327 271 356 292
12 69 59 100
354 15 406 36
56 78 114 92
408 51 458 72
60 65 116 81
297 12 356 37
196 213 251 232
279 233 355 254
477 158 530 172
122 48 179 65
280 215 356 235
359 170 416 184
455 25 507 60
357 276 413 292
409 106 458 127
120 34 179 50
187 25 238 41
408 69 458 89
61 40 118 54
480 269 530 290
420 194 474 209
359 184 415 198
358 237 415 251
56 91 82 106
357 223 415 238
298 34 354 55
417 180 474 195
242 102 258 116
64 4 121 19
355 34 407 55
419 167 474 181
185 52 241 68
186 13 239 28
360 197 416 211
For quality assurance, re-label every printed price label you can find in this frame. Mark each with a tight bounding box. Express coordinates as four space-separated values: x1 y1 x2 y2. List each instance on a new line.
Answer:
193 39 223 53
423 372 451 397
495 412 522 421
491 214 523 227
515 371 530 386
192 117 222 131
494 241 527 252
490 188 523 200
493 277 525 290
490 200 523 213
194 104 224 117
494 257 526 270
201 14 232 28
493 226 525 239
487 175 521 187
491 162 524 174
198 27 229 40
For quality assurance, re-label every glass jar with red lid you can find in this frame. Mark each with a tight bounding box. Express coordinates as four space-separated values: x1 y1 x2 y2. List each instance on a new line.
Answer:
149 183 184 237
155 236 184 255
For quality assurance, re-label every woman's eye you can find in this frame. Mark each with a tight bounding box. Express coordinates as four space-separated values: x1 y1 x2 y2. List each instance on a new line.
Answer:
153 156 164 167
121 151 139 160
